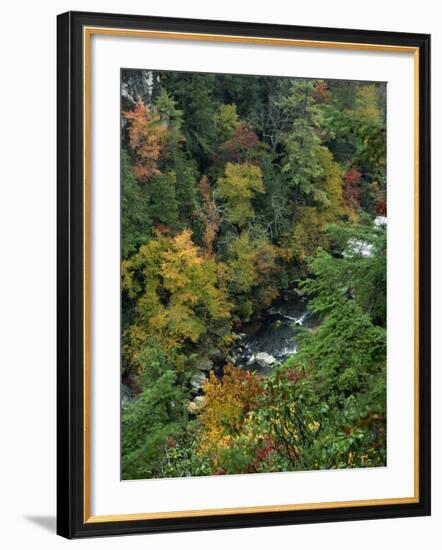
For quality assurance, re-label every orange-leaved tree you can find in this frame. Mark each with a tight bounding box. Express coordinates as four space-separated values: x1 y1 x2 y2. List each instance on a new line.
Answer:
123 97 167 181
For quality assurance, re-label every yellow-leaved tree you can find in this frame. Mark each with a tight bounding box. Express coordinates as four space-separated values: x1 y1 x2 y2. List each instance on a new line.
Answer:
122 229 232 373
197 365 263 465
224 230 279 318
216 162 264 226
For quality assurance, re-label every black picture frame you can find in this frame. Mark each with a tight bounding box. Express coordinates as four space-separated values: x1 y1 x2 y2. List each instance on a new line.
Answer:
57 10 431 539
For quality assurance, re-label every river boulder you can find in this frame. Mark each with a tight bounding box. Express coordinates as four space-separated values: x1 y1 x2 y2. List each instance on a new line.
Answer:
255 352 276 368
190 372 207 393
195 357 214 371
187 395 207 414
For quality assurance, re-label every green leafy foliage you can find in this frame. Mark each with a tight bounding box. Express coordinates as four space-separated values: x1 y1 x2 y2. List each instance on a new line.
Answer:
148 172 179 228
121 149 152 258
122 344 189 479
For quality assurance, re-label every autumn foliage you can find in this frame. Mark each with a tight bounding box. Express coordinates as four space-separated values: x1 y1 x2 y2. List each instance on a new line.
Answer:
198 176 219 255
342 166 362 210
123 97 166 181
219 122 261 164
197 366 263 458
121 71 387 480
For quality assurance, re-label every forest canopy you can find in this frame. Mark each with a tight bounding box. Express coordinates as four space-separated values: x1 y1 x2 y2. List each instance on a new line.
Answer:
120 69 387 479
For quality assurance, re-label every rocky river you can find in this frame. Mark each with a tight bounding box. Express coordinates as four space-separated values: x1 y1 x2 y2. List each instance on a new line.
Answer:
228 291 313 375
122 291 314 402
186 290 314 394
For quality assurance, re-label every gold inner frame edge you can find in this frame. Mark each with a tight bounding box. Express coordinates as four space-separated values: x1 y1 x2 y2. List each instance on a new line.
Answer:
82 26 420 524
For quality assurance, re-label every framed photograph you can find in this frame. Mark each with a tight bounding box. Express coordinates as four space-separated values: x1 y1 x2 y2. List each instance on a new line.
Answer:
57 11 431 538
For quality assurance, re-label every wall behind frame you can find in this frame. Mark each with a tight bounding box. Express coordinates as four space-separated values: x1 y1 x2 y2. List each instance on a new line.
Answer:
0 0 438 549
